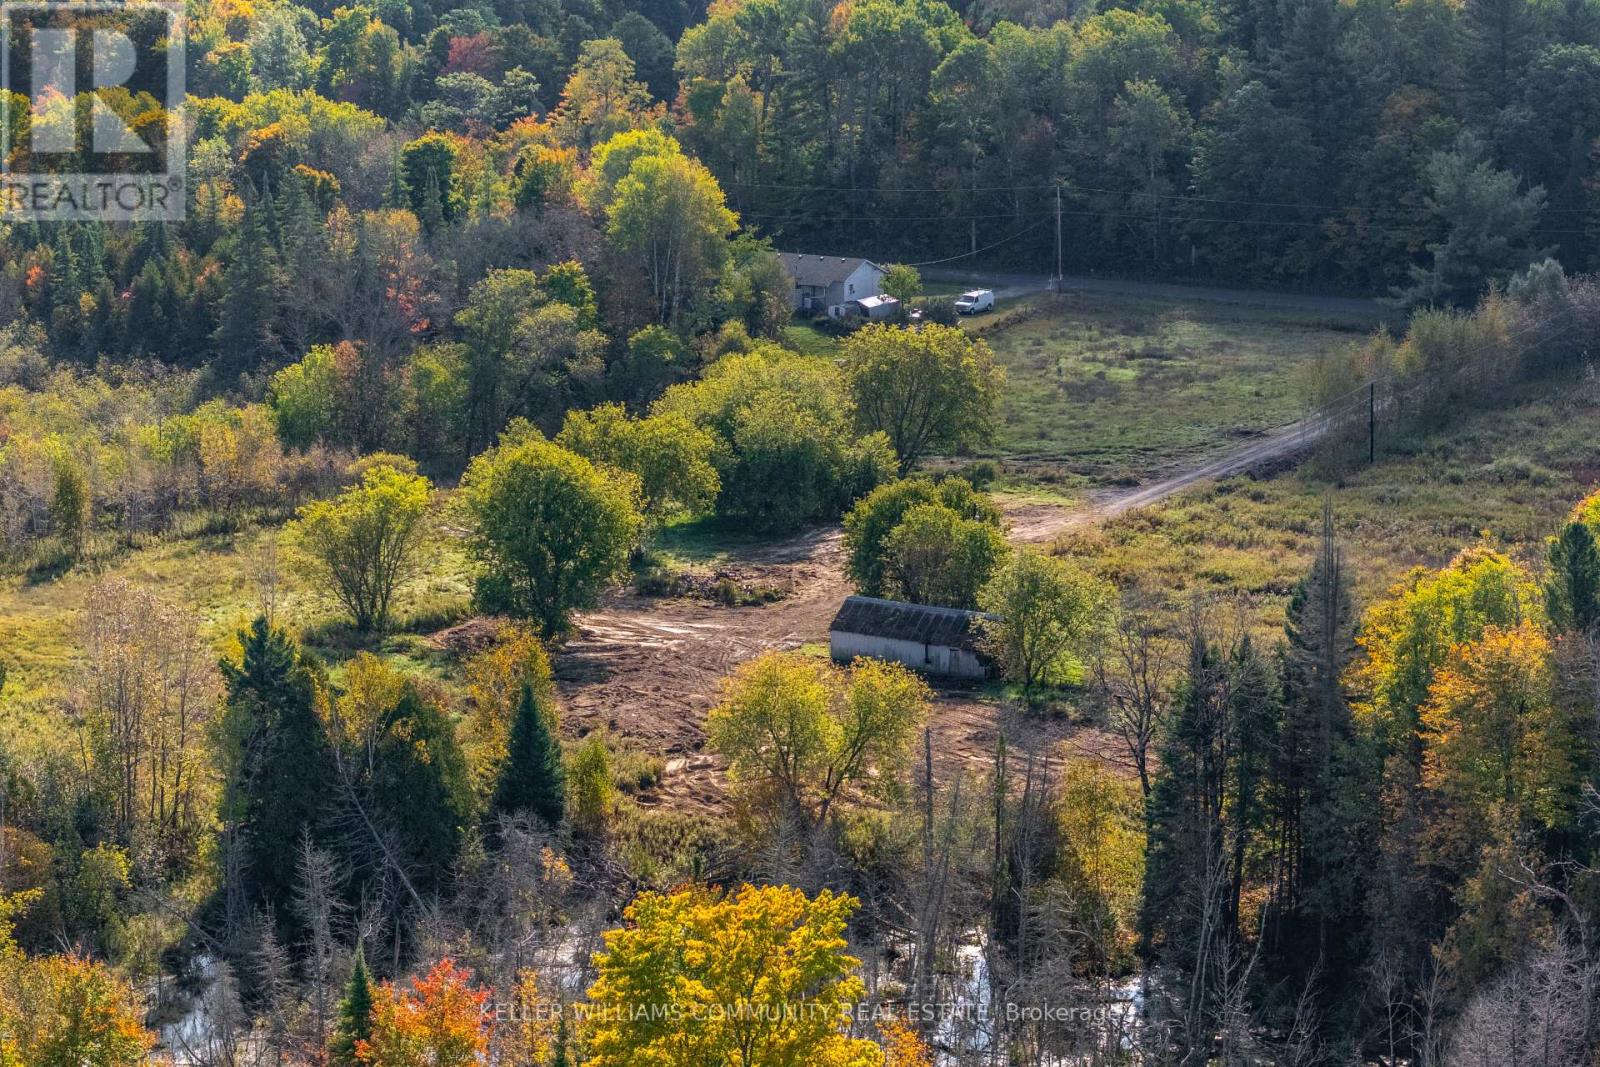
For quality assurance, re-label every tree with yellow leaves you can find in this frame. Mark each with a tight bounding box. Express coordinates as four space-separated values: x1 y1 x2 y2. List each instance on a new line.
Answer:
584 884 882 1067
1356 544 1536 757
707 652 929 828
1420 622 1579 851
1055 756 1146 971
879 1017 934 1067
459 623 556 802
552 38 657 151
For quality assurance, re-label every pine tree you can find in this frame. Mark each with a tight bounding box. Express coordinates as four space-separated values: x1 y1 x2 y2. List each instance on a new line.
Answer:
328 944 375 1067
491 682 566 827
552 1014 570 1067
1546 521 1600 634
1140 625 1283 1045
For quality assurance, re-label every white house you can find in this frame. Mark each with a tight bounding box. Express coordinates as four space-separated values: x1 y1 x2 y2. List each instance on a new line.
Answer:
828 595 995 680
777 253 885 312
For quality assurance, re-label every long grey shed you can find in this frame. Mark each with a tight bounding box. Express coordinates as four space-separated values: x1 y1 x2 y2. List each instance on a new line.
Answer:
828 595 996 680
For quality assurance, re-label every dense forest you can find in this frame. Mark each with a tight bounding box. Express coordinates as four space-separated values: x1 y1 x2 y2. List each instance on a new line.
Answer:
3 0 1600 1061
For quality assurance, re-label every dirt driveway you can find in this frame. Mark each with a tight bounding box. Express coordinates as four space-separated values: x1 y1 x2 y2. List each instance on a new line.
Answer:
553 407 1328 811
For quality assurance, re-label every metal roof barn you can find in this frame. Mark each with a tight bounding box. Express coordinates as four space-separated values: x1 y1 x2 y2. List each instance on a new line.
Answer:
828 595 996 680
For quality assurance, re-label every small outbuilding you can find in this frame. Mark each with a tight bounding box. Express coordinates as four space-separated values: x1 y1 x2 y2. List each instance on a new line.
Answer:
828 595 996 680
833 293 901 322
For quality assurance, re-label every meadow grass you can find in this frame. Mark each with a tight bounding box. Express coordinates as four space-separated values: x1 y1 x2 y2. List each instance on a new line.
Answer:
0 510 476 755
1057 372 1600 637
985 293 1379 483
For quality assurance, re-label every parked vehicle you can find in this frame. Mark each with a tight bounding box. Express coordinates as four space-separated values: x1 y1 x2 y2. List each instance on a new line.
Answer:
954 289 995 314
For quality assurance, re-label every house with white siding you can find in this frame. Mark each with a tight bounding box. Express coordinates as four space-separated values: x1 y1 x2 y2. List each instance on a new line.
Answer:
828 595 996 680
777 253 885 313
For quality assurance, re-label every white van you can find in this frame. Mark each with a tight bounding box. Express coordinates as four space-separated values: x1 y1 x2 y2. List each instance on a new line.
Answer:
954 289 995 314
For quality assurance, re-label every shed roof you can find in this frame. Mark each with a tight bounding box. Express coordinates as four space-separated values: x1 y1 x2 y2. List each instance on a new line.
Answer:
777 253 882 288
852 294 900 311
828 595 994 651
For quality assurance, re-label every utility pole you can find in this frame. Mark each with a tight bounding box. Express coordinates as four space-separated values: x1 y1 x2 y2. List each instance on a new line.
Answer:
1368 381 1376 464
1054 183 1064 288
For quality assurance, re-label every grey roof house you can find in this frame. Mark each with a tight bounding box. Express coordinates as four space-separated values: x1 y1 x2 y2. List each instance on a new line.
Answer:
828 595 996 680
777 253 885 312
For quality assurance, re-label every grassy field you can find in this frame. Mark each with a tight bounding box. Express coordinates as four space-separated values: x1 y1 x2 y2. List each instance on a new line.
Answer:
0 513 477 756
1056 373 1600 637
982 293 1378 484
782 291 1380 494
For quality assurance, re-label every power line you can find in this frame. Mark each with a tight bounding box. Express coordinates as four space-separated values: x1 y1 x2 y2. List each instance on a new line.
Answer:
903 218 1050 266
726 177 1600 216
741 199 1595 238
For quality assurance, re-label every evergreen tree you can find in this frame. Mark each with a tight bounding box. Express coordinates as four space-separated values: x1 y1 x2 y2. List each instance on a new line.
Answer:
1546 520 1600 633
328 944 375 1067
371 685 475 898
213 187 281 374
1140 634 1230 970
1262 505 1373 1029
1140 627 1282 1044
219 618 337 946
491 682 566 827
1397 132 1549 307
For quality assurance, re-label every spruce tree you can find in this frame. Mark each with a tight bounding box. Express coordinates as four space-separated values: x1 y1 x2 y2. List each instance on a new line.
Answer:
328 944 375 1067
1546 520 1600 634
219 618 337 946
1262 504 1373 1028
491 682 566 828
213 187 280 374
371 685 475 898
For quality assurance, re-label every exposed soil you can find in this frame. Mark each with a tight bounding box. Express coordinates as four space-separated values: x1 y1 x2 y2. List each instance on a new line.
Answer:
551 405 1327 812
553 521 1108 813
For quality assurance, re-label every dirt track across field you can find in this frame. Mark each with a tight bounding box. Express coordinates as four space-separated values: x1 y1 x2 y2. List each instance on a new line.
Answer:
555 412 1330 811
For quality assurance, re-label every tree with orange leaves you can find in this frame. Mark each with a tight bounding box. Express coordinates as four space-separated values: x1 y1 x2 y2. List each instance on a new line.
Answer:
1 893 156 1067
357 959 492 1067
880 1017 934 1067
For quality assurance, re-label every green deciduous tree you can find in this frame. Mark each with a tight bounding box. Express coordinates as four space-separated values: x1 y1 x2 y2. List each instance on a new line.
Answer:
49 455 89 558
979 549 1112 706
654 347 895 532
459 432 642 636
881 502 1005 609
557 403 720 525
566 733 616 834
880 263 922 303
605 148 738 325
843 476 999 597
400 133 462 229
844 324 1003 474
289 462 431 632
